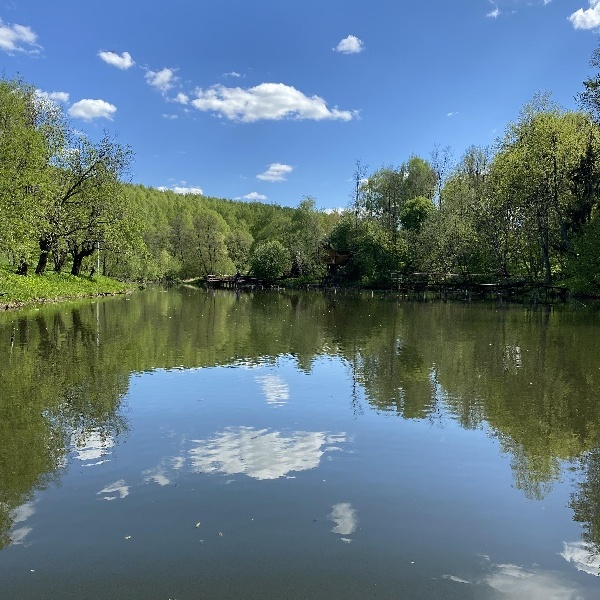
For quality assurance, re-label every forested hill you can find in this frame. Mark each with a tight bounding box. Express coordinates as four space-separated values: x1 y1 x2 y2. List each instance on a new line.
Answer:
4 66 600 295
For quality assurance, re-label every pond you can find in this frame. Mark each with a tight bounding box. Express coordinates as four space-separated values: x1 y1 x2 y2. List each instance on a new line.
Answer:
1 286 599 599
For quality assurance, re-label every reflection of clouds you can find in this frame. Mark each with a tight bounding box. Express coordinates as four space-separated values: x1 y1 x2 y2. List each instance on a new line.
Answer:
189 426 346 480
255 374 289 406
9 501 36 546
143 468 170 487
329 502 357 537
561 541 600 576
72 430 114 466
97 480 129 500
484 563 584 599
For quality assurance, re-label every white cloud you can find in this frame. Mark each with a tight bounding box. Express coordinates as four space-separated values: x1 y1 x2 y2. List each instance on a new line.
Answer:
174 92 189 105
223 71 242 78
98 50 135 70
487 6 501 18
257 163 294 182
162 113 178 120
0 19 41 54
145 67 177 93
334 35 364 54
191 83 356 122
570 1 600 29
189 426 346 480
68 99 117 121
239 192 268 201
36 90 70 104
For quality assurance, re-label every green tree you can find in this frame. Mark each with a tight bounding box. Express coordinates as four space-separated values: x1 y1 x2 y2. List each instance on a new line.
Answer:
0 78 63 272
250 240 290 282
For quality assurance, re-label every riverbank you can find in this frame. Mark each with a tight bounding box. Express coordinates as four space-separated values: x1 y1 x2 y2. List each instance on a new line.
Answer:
0 267 131 310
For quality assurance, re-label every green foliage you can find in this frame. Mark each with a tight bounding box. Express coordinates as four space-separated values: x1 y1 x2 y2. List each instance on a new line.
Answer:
250 240 290 282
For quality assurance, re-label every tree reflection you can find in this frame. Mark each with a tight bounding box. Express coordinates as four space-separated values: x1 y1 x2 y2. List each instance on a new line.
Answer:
1 288 600 553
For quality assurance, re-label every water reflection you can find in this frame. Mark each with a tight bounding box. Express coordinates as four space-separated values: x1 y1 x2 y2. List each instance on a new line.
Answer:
255 373 290 406
483 562 584 599
1 289 600 598
9 501 35 546
189 426 346 480
561 541 600 577
329 502 357 543
71 430 114 466
97 480 130 501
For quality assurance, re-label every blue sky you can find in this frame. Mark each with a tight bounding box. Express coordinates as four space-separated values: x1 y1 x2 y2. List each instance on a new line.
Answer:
1 0 600 209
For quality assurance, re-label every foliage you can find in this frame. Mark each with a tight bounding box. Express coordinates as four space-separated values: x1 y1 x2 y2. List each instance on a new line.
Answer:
250 240 290 282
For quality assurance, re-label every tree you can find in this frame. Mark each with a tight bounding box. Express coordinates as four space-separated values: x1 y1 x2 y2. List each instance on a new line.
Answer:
250 240 290 282
490 95 600 283
0 78 64 272
34 132 133 276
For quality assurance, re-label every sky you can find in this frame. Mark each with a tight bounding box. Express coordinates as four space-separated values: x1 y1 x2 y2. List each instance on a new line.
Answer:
1 0 600 210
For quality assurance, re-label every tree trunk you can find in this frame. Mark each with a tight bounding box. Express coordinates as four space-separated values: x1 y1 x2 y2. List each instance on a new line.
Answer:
35 236 52 275
70 243 95 276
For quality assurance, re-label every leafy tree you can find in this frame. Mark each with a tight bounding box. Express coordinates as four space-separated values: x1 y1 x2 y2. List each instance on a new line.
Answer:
491 95 600 283
34 132 133 276
250 240 290 282
0 78 64 272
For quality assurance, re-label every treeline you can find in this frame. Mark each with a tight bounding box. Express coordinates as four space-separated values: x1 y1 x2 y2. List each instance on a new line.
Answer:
3 47 600 293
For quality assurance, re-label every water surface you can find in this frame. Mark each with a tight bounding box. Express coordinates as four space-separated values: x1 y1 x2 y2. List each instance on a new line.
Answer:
1 287 599 599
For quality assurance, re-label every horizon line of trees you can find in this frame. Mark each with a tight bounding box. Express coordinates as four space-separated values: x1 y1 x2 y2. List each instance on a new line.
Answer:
3 42 600 293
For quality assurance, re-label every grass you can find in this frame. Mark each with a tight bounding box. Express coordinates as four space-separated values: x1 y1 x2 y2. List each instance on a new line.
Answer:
0 266 131 308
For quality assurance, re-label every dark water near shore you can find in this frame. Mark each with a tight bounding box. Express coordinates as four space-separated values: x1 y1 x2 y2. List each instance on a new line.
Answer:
1 287 600 599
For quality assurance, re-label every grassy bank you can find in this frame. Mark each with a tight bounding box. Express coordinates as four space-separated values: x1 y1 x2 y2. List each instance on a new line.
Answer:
0 267 131 309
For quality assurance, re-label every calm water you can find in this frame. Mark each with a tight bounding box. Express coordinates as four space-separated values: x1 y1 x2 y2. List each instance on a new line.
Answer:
1 287 600 599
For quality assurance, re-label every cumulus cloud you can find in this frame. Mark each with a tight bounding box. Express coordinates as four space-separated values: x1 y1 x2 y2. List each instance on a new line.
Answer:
334 35 364 54
174 92 189 105
36 90 70 104
145 67 177 93
223 71 242 78
98 50 135 70
570 1 600 29
257 163 294 182
240 192 268 201
191 83 356 122
0 19 41 54
68 99 117 121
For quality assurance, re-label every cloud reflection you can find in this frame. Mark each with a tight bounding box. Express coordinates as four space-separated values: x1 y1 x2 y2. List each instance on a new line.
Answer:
329 502 357 536
484 563 584 599
255 374 289 406
97 480 129 500
561 541 600 577
9 501 36 545
189 426 346 480
72 430 114 466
